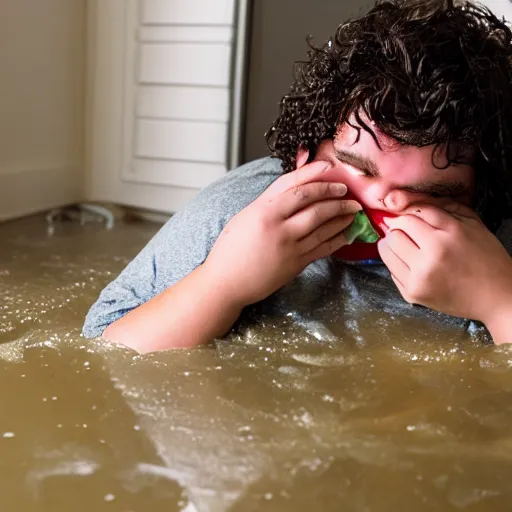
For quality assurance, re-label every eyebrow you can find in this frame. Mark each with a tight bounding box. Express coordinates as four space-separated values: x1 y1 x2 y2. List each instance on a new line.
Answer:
334 148 469 197
335 149 380 177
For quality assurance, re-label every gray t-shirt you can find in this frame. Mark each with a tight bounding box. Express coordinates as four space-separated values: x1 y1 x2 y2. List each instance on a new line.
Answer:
82 157 512 344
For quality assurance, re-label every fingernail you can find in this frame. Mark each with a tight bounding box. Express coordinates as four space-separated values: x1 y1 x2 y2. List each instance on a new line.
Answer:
334 183 348 195
381 217 394 234
348 201 363 212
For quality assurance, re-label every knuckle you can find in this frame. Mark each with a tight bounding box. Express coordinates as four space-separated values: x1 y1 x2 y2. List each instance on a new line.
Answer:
257 208 275 232
292 184 309 201
337 215 353 231
311 226 324 245
320 182 333 196
311 203 323 221
276 234 291 252
334 233 348 250
436 245 448 261
431 239 449 260
338 201 351 215
323 238 336 255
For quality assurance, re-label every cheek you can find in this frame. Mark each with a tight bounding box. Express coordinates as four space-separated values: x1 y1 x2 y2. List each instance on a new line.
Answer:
321 164 367 195
312 143 367 193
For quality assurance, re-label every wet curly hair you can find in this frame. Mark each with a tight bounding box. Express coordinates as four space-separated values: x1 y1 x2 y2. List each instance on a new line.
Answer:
266 0 512 232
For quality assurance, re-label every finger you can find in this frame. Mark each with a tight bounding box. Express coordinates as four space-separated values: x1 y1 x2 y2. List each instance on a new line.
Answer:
378 238 411 278
383 214 437 249
381 228 420 261
299 214 355 254
296 147 309 169
288 199 361 237
304 231 350 262
401 202 477 229
399 204 448 229
277 181 359 219
441 202 481 222
263 160 331 197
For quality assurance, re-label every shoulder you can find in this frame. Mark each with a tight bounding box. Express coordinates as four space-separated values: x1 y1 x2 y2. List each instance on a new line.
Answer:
192 156 284 212
170 156 284 233
137 155 286 273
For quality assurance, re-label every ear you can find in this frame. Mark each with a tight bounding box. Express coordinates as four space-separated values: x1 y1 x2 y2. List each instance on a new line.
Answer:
295 147 309 169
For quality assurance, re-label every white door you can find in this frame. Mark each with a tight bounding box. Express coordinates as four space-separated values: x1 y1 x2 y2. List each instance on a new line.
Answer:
86 0 239 214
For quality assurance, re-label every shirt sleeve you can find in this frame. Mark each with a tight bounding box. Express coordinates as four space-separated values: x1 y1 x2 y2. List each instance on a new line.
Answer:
81 157 283 338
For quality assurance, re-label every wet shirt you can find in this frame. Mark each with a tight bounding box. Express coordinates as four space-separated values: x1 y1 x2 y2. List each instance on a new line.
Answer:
82 157 512 344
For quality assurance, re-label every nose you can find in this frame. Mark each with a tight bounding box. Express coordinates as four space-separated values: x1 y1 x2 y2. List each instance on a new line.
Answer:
361 184 431 213
357 183 415 212
382 189 416 212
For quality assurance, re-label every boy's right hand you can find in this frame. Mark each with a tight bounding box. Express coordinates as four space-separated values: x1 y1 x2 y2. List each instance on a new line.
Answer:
202 150 362 308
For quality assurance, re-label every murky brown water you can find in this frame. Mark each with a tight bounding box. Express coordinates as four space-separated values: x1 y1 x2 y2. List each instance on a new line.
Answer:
2 215 512 511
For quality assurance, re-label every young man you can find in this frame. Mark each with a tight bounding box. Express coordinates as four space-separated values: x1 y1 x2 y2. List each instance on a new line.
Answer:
83 0 512 352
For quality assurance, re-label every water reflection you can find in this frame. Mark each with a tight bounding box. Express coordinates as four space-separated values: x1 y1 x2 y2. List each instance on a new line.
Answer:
1 216 512 511
0 341 192 511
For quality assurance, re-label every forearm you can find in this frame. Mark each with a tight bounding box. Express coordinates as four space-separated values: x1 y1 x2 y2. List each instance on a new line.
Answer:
102 264 244 353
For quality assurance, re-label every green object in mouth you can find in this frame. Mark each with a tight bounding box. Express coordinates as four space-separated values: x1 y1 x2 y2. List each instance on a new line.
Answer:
345 211 380 244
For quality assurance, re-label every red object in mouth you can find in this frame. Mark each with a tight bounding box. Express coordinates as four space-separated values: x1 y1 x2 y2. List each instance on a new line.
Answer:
333 192 398 262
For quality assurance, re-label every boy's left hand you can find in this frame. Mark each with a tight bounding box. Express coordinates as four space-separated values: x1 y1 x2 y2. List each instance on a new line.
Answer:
377 203 512 340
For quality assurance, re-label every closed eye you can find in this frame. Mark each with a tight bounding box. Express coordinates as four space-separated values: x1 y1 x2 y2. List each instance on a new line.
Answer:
401 187 443 198
343 162 371 177
403 182 468 198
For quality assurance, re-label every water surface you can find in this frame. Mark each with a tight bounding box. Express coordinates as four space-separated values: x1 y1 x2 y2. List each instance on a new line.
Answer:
1 215 512 511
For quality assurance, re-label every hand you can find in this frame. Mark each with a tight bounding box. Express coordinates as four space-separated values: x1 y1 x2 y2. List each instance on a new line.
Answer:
377 202 512 331
203 149 361 307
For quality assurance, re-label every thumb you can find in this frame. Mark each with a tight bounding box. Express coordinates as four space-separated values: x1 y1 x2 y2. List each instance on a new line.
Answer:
442 202 480 221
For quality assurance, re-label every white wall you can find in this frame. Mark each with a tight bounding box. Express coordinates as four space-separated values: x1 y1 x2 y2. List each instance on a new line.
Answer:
0 0 86 221
481 0 512 20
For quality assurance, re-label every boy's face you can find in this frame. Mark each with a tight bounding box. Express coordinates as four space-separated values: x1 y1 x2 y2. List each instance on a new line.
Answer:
314 118 475 213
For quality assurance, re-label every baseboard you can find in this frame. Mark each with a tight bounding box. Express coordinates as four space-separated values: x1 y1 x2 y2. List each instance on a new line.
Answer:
124 206 172 224
0 167 83 222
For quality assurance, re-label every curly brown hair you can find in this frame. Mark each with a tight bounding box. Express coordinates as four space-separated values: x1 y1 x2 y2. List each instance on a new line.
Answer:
266 0 512 231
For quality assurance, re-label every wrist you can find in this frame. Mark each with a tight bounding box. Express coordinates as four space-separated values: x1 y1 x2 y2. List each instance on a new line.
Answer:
198 261 248 311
